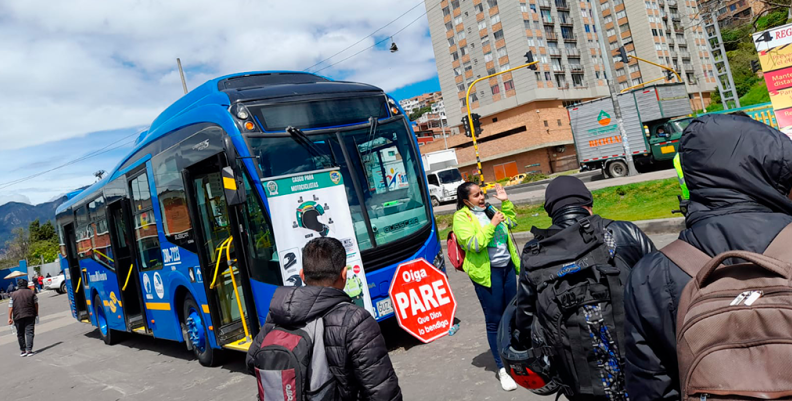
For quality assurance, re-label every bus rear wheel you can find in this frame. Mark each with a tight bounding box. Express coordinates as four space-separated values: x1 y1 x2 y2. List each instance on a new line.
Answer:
183 296 220 367
94 294 119 345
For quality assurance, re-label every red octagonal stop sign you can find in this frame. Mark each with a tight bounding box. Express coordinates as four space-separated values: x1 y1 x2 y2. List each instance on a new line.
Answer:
389 258 457 343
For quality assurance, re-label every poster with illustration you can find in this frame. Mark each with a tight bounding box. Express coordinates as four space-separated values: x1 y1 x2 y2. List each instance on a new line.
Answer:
264 168 374 316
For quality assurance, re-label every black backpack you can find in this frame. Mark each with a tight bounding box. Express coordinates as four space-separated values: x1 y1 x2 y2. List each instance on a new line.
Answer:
522 216 630 401
251 304 345 400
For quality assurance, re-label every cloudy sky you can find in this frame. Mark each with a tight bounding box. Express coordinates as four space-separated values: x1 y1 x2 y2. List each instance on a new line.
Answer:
0 0 440 205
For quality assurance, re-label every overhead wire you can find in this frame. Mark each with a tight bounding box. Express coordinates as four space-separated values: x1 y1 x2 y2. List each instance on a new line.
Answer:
0 131 142 190
304 0 427 72
313 3 439 74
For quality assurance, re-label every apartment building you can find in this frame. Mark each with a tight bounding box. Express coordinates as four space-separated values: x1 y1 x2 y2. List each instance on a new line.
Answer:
597 0 718 109
399 91 444 114
424 0 614 179
699 0 766 28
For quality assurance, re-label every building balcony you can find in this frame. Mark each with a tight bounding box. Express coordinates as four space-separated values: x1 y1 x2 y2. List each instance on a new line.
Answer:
562 33 577 41
559 18 574 26
553 65 566 72
543 17 554 25
549 47 562 56
566 48 580 56
539 0 551 8
569 64 584 72
555 0 569 9
676 38 687 45
545 32 558 40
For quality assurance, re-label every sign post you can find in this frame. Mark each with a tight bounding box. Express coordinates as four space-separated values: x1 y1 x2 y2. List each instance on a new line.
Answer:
389 259 457 343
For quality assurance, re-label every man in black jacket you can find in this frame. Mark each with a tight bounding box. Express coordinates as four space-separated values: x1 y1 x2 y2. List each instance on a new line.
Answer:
246 237 402 401
515 176 656 337
624 114 792 401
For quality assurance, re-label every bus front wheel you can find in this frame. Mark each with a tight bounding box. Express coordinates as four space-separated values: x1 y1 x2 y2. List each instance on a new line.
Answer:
183 296 220 367
94 294 119 345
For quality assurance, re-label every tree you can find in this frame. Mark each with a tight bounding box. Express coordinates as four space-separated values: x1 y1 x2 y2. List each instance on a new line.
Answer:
409 106 432 121
4 228 30 263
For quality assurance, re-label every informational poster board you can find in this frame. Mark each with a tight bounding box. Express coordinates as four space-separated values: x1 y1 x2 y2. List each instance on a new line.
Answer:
754 22 792 138
264 169 374 316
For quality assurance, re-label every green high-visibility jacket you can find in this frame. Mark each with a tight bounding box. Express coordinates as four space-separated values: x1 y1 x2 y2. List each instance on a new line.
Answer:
345 273 363 298
452 200 521 288
674 153 690 200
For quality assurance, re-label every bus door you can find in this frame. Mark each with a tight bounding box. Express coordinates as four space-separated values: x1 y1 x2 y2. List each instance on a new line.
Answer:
63 223 89 321
107 199 149 334
185 154 256 351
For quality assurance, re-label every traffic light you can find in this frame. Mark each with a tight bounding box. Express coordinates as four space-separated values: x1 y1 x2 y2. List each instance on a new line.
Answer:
618 47 629 63
524 51 538 70
471 113 483 137
751 59 761 73
461 116 472 137
665 69 676 81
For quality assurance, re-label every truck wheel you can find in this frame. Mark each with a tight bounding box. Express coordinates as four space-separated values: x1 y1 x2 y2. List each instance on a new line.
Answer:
607 161 628 178
431 196 440 207
183 296 221 367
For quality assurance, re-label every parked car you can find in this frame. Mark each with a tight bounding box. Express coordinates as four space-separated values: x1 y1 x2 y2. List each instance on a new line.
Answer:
43 272 66 294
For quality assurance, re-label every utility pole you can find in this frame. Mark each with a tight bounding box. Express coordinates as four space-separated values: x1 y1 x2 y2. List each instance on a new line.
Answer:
440 116 448 150
177 58 188 95
591 5 638 176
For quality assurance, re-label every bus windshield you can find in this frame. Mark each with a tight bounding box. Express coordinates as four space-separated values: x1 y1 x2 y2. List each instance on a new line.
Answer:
248 118 430 251
437 169 462 184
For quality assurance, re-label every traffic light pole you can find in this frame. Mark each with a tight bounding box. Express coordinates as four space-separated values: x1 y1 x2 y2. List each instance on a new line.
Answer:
464 59 539 187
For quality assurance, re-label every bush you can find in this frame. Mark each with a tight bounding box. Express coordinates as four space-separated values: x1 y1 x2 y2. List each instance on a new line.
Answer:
522 173 549 183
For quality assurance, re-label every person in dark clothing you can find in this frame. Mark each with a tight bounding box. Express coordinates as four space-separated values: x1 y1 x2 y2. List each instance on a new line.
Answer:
8 278 38 357
6 282 14 294
515 176 656 340
46 273 51 278
623 114 792 401
246 237 401 401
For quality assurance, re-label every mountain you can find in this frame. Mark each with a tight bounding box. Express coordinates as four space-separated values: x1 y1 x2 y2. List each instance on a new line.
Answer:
0 197 66 249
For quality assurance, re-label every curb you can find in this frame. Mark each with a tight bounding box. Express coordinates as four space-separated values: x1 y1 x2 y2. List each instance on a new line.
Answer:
441 217 684 248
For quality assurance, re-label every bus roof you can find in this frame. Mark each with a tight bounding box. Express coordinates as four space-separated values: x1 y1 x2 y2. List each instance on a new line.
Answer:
55 70 386 216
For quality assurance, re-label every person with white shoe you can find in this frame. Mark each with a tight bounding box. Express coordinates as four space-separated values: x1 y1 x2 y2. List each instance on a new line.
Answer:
8 278 38 357
453 182 520 391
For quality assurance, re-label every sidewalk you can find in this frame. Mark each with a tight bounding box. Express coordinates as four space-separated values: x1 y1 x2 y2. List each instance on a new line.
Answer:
433 168 678 216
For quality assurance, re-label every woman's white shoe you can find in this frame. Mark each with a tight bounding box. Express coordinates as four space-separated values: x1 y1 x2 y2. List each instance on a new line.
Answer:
499 368 518 391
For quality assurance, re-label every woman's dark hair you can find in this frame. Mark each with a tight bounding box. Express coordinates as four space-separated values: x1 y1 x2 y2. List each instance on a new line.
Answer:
456 182 478 210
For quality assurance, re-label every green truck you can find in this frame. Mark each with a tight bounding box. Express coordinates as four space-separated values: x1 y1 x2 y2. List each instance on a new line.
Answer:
567 83 694 177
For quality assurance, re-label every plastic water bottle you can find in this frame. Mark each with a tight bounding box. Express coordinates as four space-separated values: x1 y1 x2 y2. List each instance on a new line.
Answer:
448 323 460 336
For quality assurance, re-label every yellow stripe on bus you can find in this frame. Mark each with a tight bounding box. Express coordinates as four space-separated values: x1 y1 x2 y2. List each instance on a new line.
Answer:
202 304 210 314
145 302 171 311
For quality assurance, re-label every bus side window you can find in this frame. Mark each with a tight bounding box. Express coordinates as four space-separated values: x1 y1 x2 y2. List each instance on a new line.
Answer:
88 196 114 271
152 150 195 253
74 205 92 260
129 173 163 271
241 173 282 286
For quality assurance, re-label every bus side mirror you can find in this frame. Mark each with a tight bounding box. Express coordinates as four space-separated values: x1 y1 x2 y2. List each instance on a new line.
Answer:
222 166 247 206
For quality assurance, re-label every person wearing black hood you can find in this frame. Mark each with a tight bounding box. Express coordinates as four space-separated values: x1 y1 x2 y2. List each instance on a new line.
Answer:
623 114 792 401
512 176 655 399
246 237 401 401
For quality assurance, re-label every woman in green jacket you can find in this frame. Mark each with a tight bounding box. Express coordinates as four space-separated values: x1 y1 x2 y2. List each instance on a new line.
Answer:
453 182 520 391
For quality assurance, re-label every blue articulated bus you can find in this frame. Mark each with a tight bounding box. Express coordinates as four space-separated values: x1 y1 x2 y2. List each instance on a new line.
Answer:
55 71 444 366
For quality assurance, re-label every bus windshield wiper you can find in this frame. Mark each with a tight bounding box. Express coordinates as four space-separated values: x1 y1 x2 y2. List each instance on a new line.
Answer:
286 126 324 158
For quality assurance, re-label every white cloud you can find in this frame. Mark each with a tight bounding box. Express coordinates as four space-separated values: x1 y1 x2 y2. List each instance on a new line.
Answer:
0 193 31 206
0 0 436 150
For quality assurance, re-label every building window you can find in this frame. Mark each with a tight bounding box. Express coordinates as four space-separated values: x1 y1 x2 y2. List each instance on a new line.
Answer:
464 64 473 72
494 30 504 40
491 14 501 24
601 1 610 10
530 4 537 12
504 80 515 91
521 4 528 12
619 23 630 33
454 15 463 25
497 47 507 58
448 37 455 46
454 67 462 76
484 52 493 62
491 84 501 94
607 28 616 37
481 35 490 47
615 67 625 76
616 10 627 19
528 38 535 46
446 22 453 31
469 92 478 103
475 3 484 13
500 62 511 71
443 7 450 16
585 25 591 33
457 83 465 92
451 51 459 61
479 20 487 30
458 30 466 40
545 71 552 80
557 119 563 126
544 120 549 127
604 15 612 24
452 0 460 8
572 74 585 86
460 45 468 55
487 0 498 8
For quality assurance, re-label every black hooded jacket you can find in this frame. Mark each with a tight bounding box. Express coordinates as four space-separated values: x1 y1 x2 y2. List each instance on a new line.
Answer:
624 114 792 401
515 206 656 343
246 286 402 401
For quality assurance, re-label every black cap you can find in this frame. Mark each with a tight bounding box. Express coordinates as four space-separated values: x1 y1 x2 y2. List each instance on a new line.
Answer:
17 278 27 288
544 176 593 216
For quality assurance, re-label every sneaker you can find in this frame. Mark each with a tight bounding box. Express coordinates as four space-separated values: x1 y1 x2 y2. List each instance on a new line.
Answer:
498 368 518 391
25 351 34 357
20 352 26 357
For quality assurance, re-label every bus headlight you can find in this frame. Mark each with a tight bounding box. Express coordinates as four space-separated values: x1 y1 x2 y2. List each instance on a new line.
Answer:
433 249 446 273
